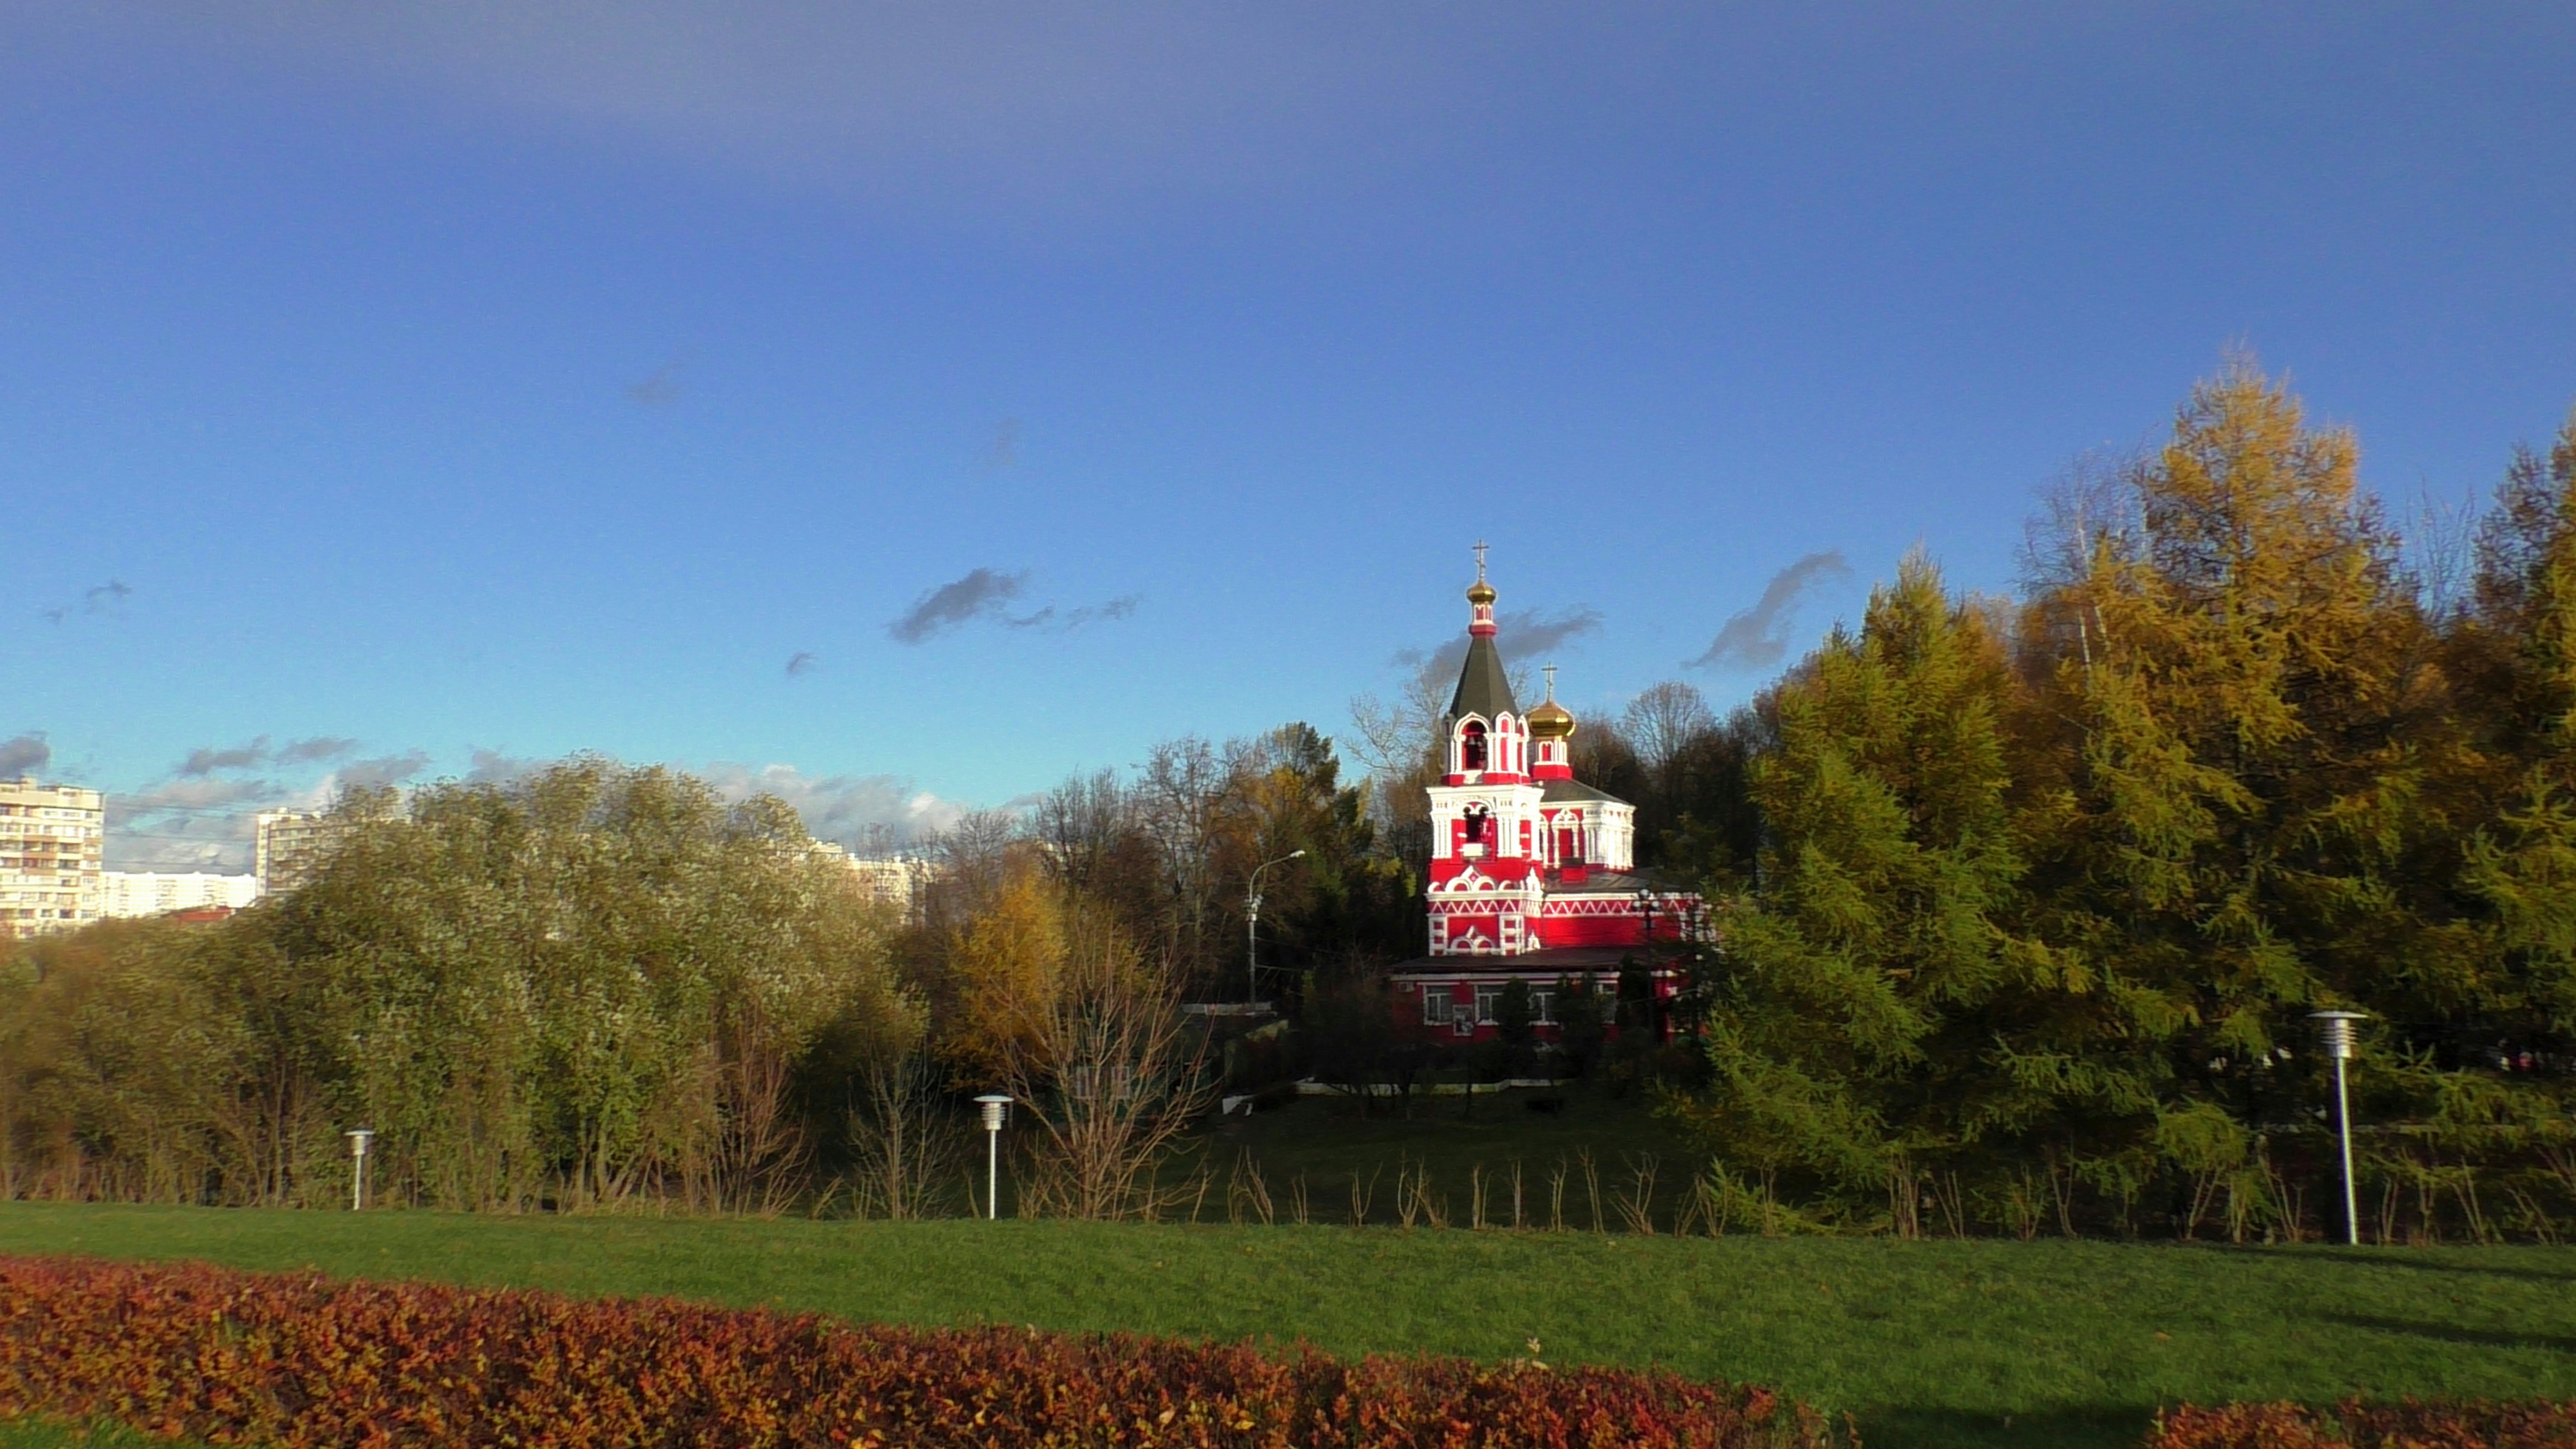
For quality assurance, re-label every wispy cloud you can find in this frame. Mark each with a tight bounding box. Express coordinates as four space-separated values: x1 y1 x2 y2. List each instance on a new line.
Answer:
338 751 432 789
105 818 260 874
176 735 364 776
624 360 684 407
0 733 50 778
107 738 428 870
1687 552 1850 671
1392 604 1606 691
178 738 271 776
889 567 1031 643
983 417 1023 471
114 777 283 818
40 579 132 626
276 736 361 765
1004 595 1142 633
887 568 1141 645
697 761 969 847
463 747 546 785
106 776 292 872
785 651 819 678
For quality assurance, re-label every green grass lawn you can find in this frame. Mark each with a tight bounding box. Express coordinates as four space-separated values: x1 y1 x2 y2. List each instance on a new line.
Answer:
0 1417 186 1449
3 1203 2572 1449
1180 1082 1699 1228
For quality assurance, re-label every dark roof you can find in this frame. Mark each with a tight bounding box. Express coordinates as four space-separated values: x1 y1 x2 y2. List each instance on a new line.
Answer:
1388 946 1636 976
1446 633 1519 723
1540 778 1628 806
1538 868 1691 897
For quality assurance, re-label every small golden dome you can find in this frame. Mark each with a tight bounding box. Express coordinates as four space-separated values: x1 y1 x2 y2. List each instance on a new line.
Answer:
1466 579 1497 606
1528 698 1576 739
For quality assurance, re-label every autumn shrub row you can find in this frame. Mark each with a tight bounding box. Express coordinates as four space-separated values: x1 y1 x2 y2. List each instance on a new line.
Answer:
0 1255 1835 1448
2150 1400 2576 1448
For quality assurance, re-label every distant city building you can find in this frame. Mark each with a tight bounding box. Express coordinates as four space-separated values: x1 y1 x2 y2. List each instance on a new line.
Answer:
1 778 107 940
847 854 940 917
255 810 348 897
97 871 262 919
806 839 940 919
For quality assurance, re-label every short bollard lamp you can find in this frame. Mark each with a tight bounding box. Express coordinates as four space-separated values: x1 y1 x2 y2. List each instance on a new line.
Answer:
2308 1011 2367 1245
344 1128 375 1212
973 1094 1010 1221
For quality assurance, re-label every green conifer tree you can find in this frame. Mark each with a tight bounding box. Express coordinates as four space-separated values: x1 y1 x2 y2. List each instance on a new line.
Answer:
1676 553 2042 1228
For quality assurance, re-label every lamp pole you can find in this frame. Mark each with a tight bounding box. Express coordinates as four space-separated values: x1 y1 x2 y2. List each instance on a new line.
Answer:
1246 849 1306 1005
344 1128 374 1212
2309 1011 2368 1246
973 1094 1011 1221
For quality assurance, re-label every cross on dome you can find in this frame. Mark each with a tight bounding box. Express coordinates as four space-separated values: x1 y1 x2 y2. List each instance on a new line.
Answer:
1528 661 1576 745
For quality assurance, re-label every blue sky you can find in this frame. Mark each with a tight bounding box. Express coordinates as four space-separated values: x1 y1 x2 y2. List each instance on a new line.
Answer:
3 3 2572 869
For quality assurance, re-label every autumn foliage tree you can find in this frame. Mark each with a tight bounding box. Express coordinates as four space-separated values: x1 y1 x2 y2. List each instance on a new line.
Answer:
1679 363 2576 1240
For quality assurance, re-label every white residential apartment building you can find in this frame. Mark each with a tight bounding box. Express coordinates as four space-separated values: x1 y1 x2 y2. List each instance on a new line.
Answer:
1 778 106 940
97 870 262 919
806 840 940 919
253 809 350 897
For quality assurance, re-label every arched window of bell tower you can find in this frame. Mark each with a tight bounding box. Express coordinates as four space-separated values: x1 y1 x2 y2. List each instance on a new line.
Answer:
1458 720 1489 772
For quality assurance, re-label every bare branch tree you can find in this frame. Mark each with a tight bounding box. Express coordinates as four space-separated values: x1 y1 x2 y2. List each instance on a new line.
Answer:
847 1024 963 1221
1138 738 1232 981
2020 447 2142 597
1621 681 1716 778
1032 769 1135 895
1001 902 1214 1221
2402 485 2484 624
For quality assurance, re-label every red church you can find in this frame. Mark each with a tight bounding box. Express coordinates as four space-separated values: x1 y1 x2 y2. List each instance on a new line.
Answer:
1388 553 1706 1042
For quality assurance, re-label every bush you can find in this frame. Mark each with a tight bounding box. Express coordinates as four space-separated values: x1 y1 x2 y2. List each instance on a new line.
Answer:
2151 1400 2576 1448
0 1255 1835 1448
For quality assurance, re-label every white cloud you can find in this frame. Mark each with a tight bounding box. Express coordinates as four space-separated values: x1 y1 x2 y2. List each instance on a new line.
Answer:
697 761 969 847
103 744 430 872
106 778 283 872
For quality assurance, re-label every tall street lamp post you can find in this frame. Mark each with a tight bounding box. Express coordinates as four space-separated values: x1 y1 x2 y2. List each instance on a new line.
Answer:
1246 849 1306 1005
2308 1010 2368 1246
973 1094 1010 1221
344 1128 374 1212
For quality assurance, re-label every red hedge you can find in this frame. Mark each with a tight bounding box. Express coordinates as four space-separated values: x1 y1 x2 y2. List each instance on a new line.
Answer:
0 1255 1834 1448
2151 1400 2576 1448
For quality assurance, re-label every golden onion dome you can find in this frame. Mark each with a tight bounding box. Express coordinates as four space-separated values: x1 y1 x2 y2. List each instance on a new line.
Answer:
1466 578 1497 606
1527 697 1576 739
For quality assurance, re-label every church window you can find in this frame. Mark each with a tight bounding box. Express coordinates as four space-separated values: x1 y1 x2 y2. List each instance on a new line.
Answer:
1463 804 1489 845
1460 721 1489 771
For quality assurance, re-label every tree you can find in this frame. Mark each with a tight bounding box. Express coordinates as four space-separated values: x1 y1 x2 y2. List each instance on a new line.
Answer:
2444 411 2576 1204
990 882 1214 1220
1301 961 1429 1114
1232 724 1414 986
1624 682 1718 781
2019 363 2460 1167
1550 975 1607 1079
0 758 911 1215
1493 978 1537 1076
1673 553 2044 1228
